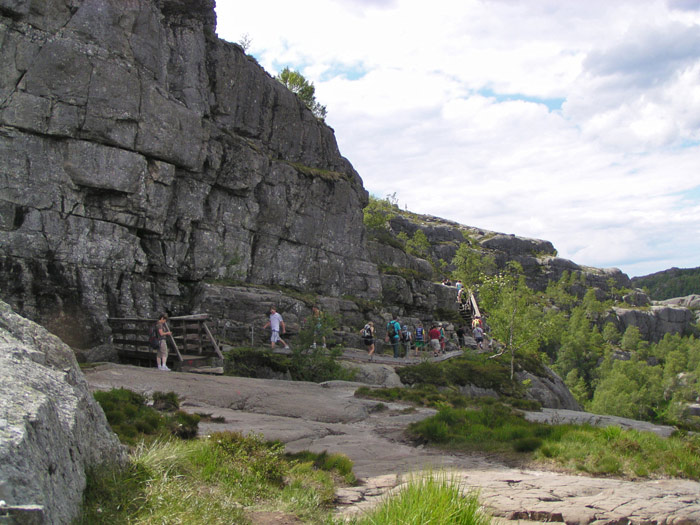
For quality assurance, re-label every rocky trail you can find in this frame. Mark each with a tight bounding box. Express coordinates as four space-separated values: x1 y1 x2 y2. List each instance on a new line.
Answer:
85 364 700 524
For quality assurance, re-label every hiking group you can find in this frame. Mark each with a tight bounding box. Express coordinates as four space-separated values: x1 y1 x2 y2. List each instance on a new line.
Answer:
360 313 489 361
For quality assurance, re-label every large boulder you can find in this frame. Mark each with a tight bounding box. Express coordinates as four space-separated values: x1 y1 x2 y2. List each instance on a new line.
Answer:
516 366 581 411
0 300 125 524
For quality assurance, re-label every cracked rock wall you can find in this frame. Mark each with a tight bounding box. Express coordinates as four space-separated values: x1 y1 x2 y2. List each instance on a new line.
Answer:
0 0 380 346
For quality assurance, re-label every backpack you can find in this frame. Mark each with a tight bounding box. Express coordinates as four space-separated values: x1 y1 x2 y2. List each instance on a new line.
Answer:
148 323 160 349
400 325 409 341
387 321 397 338
362 324 372 338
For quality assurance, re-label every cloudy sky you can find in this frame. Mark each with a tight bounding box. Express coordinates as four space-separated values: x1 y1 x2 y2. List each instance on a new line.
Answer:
214 0 700 278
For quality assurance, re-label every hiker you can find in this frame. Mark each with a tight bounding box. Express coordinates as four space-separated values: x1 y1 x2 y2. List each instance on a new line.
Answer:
414 322 425 356
428 324 442 357
310 304 326 349
456 325 466 348
473 324 484 350
385 315 402 358
472 315 483 330
263 306 290 350
155 314 171 371
361 321 375 361
400 324 412 356
455 280 462 291
439 323 446 353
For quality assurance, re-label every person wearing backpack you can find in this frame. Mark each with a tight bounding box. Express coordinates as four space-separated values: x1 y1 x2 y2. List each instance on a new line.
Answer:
153 314 172 371
385 315 401 358
400 325 412 357
414 322 425 356
361 321 375 361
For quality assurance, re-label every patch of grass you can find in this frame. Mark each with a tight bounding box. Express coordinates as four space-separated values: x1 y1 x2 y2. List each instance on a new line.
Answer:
378 264 425 281
93 388 198 446
410 404 700 480
396 353 532 398
78 432 344 524
224 345 355 383
340 471 491 525
285 450 357 485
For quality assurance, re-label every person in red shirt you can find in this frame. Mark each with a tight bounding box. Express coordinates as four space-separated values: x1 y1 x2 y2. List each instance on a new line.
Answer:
428 324 442 357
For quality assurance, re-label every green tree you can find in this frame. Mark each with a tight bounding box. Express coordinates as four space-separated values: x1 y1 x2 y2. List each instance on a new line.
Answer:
602 322 621 345
589 358 664 421
276 67 327 119
405 230 430 258
479 262 544 379
451 243 495 288
363 194 397 232
621 325 643 351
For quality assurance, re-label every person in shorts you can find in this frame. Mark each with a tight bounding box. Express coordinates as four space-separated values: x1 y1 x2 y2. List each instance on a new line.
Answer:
263 306 290 349
428 324 442 357
361 321 375 361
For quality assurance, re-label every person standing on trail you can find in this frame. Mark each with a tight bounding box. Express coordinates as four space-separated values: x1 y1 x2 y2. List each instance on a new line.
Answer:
361 321 375 361
428 324 442 357
263 306 290 350
456 325 466 348
156 314 172 371
439 323 446 354
385 315 402 358
400 324 412 356
310 305 326 349
414 322 425 356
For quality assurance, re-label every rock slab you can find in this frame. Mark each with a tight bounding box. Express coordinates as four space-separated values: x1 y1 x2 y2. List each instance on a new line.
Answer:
0 301 125 524
85 363 700 524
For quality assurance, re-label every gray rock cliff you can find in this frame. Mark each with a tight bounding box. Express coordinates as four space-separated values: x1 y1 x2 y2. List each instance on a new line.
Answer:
0 0 378 347
0 299 125 524
0 0 694 354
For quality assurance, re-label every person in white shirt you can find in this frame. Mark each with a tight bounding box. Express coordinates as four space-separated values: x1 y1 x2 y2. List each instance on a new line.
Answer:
263 306 290 349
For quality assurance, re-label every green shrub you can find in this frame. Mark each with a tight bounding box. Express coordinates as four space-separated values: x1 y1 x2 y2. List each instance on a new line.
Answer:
93 388 199 445
513 437 543 452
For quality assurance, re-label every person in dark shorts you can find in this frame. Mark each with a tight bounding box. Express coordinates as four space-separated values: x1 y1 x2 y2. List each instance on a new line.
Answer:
361 321 375 361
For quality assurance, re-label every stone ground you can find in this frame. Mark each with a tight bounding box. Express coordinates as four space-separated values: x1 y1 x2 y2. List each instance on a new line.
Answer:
84 363 700 524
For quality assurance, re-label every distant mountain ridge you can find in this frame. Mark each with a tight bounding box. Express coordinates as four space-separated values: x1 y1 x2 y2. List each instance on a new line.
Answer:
631 267 700 301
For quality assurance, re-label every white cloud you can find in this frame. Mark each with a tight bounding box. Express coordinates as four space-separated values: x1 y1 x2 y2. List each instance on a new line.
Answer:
215 0 700 278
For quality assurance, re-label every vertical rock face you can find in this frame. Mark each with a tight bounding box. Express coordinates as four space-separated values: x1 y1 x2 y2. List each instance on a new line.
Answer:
0 299 126 524
0 0 379 346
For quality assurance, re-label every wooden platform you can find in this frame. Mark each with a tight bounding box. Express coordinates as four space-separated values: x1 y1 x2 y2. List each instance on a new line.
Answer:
109 314 223 369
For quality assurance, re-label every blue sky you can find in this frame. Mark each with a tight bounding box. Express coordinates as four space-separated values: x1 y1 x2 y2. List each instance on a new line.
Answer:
215 0 700 278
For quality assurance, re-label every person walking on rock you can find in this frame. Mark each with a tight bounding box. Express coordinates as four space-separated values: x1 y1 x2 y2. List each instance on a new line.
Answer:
156 314 172 371
385 315 402 358
473 324 484 350
414 322 425 356
361 321 375 361
263 306 290 350
400 324 412 357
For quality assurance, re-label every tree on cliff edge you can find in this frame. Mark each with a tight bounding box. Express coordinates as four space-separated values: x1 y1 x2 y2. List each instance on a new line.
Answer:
277 67 327 120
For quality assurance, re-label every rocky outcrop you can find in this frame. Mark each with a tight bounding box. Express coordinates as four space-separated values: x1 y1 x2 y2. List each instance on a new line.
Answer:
0 0 378 347
659 294 700 311
0 300 125 524
516 366 581 411
609 305 696 343
0 0 691 357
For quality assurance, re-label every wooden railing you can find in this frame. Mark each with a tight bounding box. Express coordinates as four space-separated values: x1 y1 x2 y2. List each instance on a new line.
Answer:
108 314 223 364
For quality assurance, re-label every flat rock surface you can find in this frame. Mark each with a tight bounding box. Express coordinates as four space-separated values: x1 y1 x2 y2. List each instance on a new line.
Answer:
85 364 700 523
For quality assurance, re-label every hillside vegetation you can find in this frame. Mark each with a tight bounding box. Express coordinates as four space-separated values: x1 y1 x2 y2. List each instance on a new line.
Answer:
632 267 700 300
365 195 700 431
